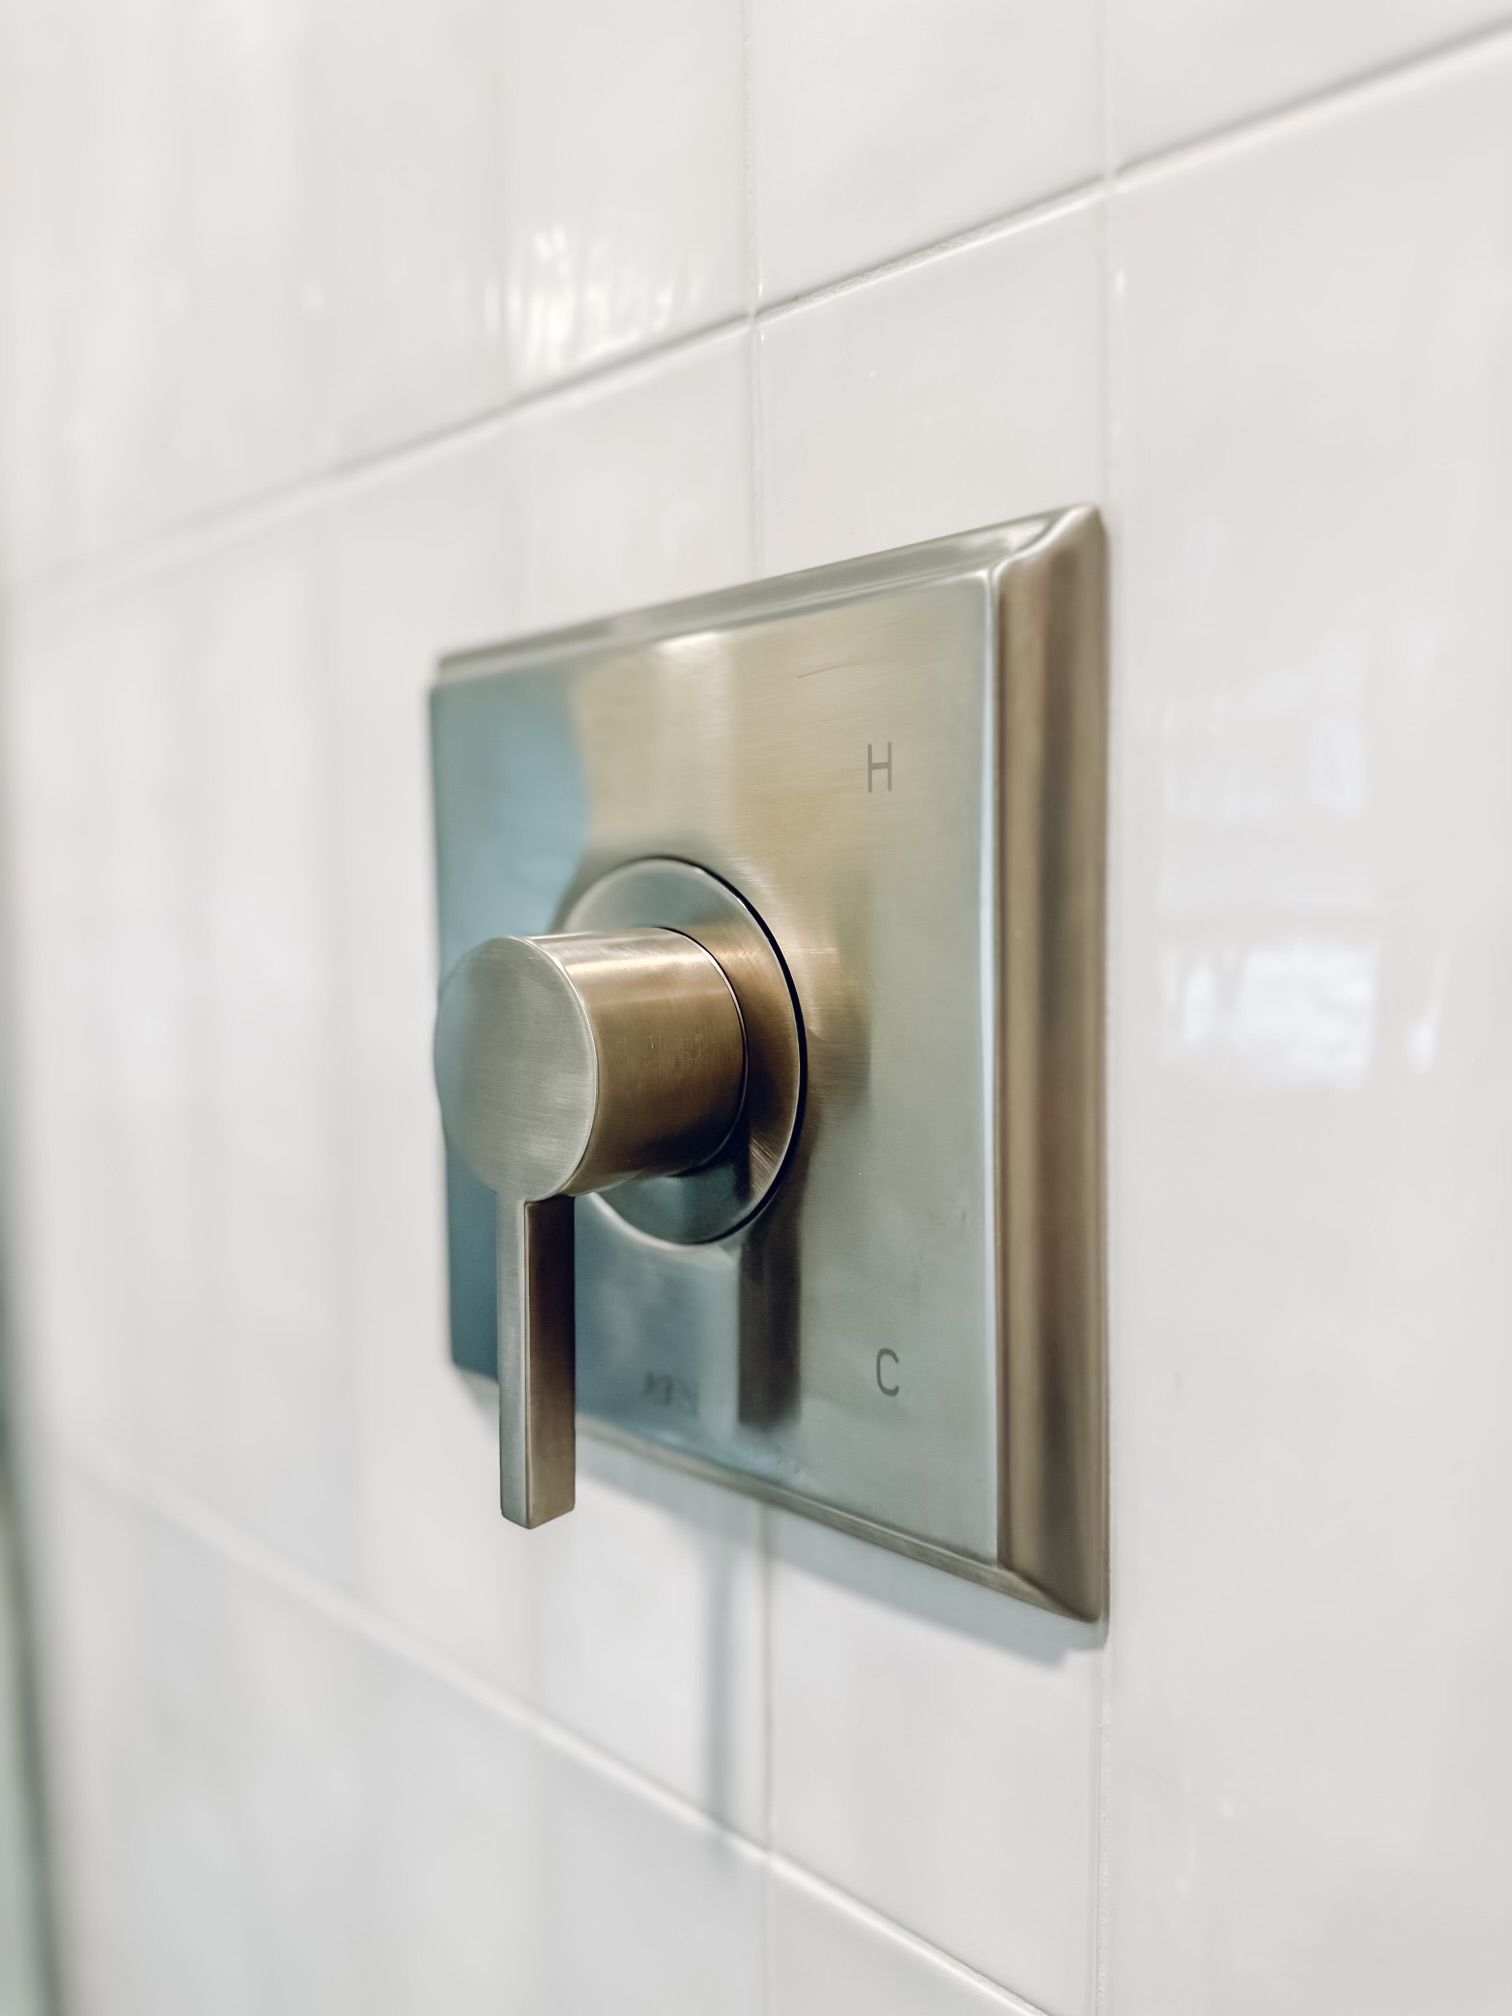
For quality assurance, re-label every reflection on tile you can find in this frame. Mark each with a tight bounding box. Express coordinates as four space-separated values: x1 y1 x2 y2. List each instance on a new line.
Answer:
311 0 505 459
499 0 746 394
769 1514 1099 2015
1109 50 1512 2016
755 0 1101 303
759 201 1104 575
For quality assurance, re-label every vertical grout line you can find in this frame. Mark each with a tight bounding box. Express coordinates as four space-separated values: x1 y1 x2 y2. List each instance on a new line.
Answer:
740 0 767 582
1093 0 1117 2010
759 1504 776 2014
748 326 768 584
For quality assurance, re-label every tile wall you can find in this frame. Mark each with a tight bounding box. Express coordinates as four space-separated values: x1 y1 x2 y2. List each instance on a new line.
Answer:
2 3 1510 2011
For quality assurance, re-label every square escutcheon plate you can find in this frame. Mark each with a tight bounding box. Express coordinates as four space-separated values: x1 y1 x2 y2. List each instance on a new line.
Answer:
431 508 1106 1618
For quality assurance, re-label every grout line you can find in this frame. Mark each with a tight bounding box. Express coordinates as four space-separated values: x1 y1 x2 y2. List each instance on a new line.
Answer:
493 314 751 417
1114 12 1512 186
47 1418 1063 2010
12 14 1512 622
756 178 1105 325
0 312 751 620
768 1858 1056 2016
757 1506 777 2014
47 1423 768 1859
1093 1648 1114 2016
1092 0 1116 2007
759 1505 775 1845
747 336 767 582
5 173 1099 616
739 0 767 586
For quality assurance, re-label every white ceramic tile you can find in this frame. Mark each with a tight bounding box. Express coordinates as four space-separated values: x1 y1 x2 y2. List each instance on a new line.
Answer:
1111 0 1508 163
769 1515 1100 2015
14 522 359 1586
497 329 754 633
498 0 747 394
1 594 121 1448
758 200 1104 576
31 1452 371 2016
310 0 505 461
326 423 766 1832
369 1536 767 2016
0 0 184 581
1108 52 1512 2016
31 1446 766 2016
755 0 1102 304
0 0 68 582
184 517 358 1583
0 0 327 571
771 1867 1038 2016
164 0 326 525
0 0 338 577
71 568 208 1499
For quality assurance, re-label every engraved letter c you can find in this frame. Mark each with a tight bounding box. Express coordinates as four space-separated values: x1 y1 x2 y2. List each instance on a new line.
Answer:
876 1348 900 1398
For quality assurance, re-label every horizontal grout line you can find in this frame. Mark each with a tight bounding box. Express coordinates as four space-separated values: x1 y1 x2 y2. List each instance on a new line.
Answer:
505 312 754 417
754 178 1105 323
767 1857 1055 2016
8 187 1102 615
7 13 1511 622
37 1423 1072 2009
45 1423 767 1855
0 313 754 619
1114 11 1512 184
44 1420 1063 2012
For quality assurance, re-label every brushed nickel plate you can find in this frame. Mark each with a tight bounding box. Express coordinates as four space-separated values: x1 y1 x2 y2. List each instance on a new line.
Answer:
432 509 1106 1617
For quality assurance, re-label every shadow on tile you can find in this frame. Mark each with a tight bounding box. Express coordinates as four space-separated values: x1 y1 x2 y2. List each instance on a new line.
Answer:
770 1503 1103 1665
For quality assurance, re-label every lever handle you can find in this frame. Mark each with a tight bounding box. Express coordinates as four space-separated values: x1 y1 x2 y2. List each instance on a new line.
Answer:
434 930 746 1526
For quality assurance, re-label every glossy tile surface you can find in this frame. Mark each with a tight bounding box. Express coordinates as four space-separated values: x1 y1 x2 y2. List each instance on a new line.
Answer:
755 0 1101 303
1107 49 1512 2015
5 522 359 1588
498 0 747 393
0 0 187 579
32 1449 766 2016
495 329 753 631
166 0 325 522
769 1517 1099 2015
311 0 504 458
1111 0 1508 161
7 5 1512 2013
758 201 1104 574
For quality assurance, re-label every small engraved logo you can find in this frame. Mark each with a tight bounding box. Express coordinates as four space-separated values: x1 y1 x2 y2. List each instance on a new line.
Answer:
641 1370 700 1418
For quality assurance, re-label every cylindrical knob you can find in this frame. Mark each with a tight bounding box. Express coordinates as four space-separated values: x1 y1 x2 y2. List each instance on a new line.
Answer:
435 929 746 1527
